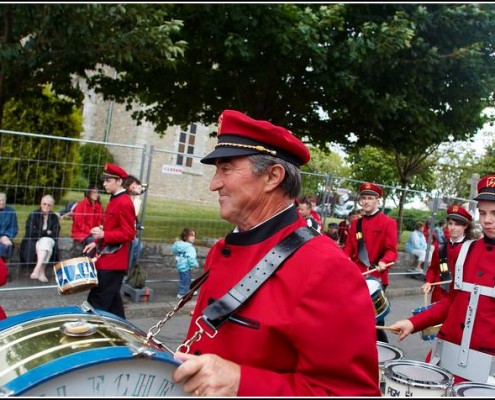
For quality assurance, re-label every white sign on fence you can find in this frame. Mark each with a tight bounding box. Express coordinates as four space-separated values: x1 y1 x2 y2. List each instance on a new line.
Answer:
162 164 184 175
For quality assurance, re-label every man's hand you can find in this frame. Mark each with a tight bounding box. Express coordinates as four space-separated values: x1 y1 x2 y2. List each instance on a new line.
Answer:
83 242 97 256
172 352 240 396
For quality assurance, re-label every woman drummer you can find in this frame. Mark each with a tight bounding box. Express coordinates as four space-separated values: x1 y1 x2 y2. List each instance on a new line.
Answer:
421 205 474 303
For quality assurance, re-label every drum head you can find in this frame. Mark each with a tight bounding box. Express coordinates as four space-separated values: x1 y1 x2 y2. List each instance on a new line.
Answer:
366 278 381 294
377 341 404 366
0 306 186 397
383 359 453 389
452 382 495 397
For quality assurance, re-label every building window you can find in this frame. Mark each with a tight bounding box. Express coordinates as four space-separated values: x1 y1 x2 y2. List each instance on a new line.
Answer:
177 124 196 168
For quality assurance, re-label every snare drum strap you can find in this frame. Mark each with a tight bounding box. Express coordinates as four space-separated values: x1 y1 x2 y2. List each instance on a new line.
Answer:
201 227 318 331
356 218 371 268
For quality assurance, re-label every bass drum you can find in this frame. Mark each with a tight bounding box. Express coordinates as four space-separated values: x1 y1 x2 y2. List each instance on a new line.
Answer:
0 304 186 397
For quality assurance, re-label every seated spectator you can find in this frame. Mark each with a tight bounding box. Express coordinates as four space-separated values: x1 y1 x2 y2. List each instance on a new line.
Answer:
0 192 19 263
20 195 60 283
71 185 105 258
405 221 431 272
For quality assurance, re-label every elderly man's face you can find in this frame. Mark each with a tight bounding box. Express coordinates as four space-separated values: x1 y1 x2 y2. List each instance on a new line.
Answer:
0 196 5 210
209 157 269 230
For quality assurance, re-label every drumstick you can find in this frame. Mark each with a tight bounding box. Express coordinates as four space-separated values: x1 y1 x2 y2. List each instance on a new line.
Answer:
362 262 395 276
424 291 429 307
429 280 452 287
375 325 400 333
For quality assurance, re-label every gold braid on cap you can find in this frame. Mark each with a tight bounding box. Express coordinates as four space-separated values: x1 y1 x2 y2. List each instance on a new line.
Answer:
216 142 277 156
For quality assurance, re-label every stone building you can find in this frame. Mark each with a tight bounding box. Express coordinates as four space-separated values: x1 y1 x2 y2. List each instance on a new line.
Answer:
78 76 218 204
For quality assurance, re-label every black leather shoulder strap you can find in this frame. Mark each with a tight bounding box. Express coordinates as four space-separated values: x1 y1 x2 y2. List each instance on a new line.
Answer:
201 226 318 330
356 218 371 268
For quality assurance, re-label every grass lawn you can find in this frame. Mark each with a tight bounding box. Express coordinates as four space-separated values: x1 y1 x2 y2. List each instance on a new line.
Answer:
12 192 412 249
12 193 233 247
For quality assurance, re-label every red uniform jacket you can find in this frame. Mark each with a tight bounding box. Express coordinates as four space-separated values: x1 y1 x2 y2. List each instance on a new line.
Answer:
425 239 464 303
187 206 381 396
71 197 105 242
343 212 398 286
410 237 495 383
95 192 135 271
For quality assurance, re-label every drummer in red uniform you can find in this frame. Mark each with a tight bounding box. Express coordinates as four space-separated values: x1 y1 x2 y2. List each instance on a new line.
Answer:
172 109 381 396
390 174 495 385
421 205 475 303
83 163 136 319
343 182 398 343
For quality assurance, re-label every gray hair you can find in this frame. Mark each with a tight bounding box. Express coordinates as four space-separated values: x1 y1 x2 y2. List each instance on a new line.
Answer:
41 194 55 205
248 154 301 199
0 193 6 201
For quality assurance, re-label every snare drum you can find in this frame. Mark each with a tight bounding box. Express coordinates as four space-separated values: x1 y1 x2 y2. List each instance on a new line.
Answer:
366 277 390 321
411 303 442 341
377 341 404 393
451 382 495 397
0 305 186 396
383 359 453 397
54 257 98 295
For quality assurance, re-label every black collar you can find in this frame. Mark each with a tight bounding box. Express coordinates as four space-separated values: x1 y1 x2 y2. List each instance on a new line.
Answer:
225 204 299 246
484 235 495 246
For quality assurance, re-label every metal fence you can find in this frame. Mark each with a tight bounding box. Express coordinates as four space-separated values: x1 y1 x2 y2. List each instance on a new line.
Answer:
0 128 480 292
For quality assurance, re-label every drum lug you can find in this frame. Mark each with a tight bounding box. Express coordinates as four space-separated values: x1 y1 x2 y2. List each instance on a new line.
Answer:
129 343 155 358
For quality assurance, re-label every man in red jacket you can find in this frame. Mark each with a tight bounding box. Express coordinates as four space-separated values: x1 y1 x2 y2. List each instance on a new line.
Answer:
390 174 495 385
83 163 136 319
172 110 381 397
343 183 398 343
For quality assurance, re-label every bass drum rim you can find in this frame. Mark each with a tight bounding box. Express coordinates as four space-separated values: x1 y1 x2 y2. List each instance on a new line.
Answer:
0 305 184 397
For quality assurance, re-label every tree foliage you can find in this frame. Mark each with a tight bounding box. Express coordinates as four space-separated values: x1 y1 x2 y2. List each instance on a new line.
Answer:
0 86 82 204
0 3 186 128
100 4 495 155
78 143 115 190
300 146 349 198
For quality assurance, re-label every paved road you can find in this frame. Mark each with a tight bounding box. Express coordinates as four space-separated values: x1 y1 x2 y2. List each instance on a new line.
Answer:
129 291 435 363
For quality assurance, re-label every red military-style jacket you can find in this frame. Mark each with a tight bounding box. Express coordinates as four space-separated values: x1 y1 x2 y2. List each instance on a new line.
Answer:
425 238 464 303
186 205 381 397
343 211 398 286
94 191 135 271
71 197 105 242
410 236 495 383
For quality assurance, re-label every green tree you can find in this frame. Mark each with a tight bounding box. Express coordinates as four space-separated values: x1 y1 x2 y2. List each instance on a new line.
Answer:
0 3 186 128
300 146 349 203
431 142 480 200
348 145 436 237
104 3 495 153
0 85 82 204
78 143 115 190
